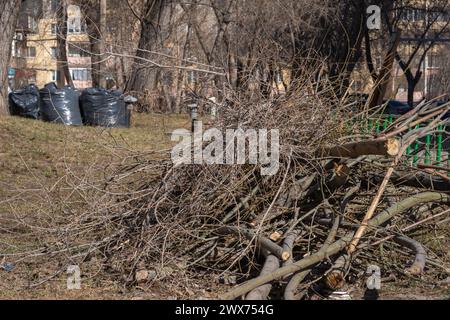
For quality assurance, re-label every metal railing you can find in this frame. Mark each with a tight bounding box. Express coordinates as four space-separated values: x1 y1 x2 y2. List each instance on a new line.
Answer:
347 114 449 177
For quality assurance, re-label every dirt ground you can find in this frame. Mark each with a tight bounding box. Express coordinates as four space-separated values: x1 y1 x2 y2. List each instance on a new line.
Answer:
0 113 448 300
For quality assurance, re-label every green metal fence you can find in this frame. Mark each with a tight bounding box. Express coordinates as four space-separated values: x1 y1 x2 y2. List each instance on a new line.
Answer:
347 115 449 177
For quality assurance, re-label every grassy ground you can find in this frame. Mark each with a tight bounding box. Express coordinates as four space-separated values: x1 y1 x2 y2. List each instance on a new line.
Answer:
0 112 188 200
0 113 191 299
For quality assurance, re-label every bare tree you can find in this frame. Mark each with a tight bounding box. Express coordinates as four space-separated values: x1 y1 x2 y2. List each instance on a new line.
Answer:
389 0 450 105
78 0 109 87
56 0 74 87
79 0 101 87
125 0 168 93
0 0 23 115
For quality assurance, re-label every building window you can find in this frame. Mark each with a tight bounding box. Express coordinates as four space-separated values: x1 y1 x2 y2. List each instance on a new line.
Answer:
29 74 37 84
14 45 23 57
68 20 86 34
18 46 24 57
68 42 90 57
27 16 37 32
414 9 424 22
51 24 57 35
428 10 445 22
440 10 450 22
27 47 36 58
428 54 440 69
401 8 426 22
70 68 91 81
51 47 57 59
67 5 86 34
51 70 60 82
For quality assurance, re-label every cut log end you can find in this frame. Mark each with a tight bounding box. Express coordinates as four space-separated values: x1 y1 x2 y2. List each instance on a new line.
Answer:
406 264 424 276
269 231 282 242
324 254 350 290
281 251 291 262
319 138 401 159
324 271 346 290
385 138 400 157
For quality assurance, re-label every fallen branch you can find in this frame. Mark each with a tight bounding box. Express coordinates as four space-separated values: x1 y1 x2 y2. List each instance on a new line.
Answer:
318 138 400 159
221 192 449 300
370 209 450 247
222 183 262 224
347 132 417 254
217 226 290 261
324 254 351 290
285 216 340 300
390 172 450 191
417 164 450 172
221 233 353 300
245 255 280 300
347 163 396 254
282 230 300 266
283 269 310 300
394 236 427 275
419 168 450 183
323 190 356 290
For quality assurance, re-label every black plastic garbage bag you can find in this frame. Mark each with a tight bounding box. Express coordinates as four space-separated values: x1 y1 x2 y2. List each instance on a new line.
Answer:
80 88 130 128
39 82 83 125
8 84 40 119
383 100 412 115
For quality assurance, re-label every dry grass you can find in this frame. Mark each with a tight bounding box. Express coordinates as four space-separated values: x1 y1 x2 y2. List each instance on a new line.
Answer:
0 112 190 299
0 112 188 199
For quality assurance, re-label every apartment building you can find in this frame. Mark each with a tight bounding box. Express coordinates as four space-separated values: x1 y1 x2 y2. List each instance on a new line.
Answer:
9 0 41 90
348 1 450 103
392 1 450 101
13 0 92 89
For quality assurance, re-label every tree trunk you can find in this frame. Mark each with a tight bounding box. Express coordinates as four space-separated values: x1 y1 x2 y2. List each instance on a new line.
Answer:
57 0 74 87
82 0 102 87
318 138 400 159
125 0 166 94
368 32 401 109
125 24 157 93
291 2 365 97
0 0 23 116
245 255 279 300
407 79 416 107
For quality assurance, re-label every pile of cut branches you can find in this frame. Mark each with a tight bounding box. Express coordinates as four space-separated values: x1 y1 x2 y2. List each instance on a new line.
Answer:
5 78 449 299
